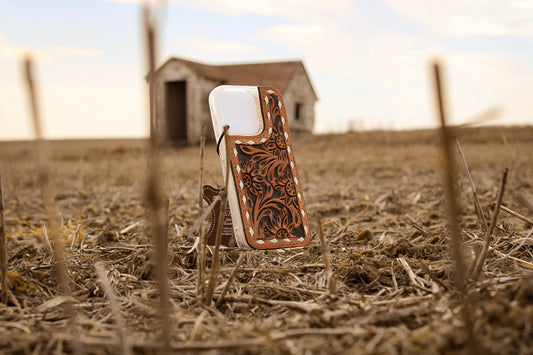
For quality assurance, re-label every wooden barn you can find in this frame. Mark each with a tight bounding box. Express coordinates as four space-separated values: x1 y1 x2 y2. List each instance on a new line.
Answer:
152 57 318 144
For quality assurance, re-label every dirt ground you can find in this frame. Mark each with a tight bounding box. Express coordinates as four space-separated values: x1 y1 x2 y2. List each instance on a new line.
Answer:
0 126 532 354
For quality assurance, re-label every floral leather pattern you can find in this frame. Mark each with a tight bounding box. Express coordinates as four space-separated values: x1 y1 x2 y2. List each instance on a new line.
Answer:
227 87 311 249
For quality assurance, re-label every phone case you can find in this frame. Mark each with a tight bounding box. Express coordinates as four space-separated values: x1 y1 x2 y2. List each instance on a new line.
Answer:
208 86 311 249
202 184 235 247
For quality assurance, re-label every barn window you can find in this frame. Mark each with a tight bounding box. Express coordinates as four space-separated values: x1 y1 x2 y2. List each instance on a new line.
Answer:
295 103 302 121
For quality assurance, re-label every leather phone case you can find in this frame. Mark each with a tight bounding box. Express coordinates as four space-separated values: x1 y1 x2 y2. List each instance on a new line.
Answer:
202 184 234 247
209 86 311 249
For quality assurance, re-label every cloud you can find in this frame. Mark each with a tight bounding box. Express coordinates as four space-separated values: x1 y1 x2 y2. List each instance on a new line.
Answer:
164 34 264 62
256 21 433 125
386 0 533 38
37 82 146 139
0 34 22 60
0 33 125 140
100 0 361 22
438 50 532 124
173 0 360 23
0 34 103 63
161 0 533 130
50 46 103 58
256 8 533 130
258 21 423 82
99 0 155 4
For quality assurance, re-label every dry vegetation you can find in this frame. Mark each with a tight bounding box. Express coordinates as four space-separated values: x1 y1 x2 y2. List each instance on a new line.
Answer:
0 126 532 354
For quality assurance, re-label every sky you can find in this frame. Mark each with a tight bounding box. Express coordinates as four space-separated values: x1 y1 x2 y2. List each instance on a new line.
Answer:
0 0 532 140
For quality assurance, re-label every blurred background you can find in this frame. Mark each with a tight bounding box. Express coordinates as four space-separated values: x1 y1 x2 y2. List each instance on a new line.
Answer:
0 0 532 140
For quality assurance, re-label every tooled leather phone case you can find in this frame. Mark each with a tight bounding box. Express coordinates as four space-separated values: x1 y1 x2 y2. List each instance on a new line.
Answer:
225 87 311 249
202 184 234 247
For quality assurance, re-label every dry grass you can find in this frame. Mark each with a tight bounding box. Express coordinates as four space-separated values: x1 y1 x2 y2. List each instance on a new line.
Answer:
0 126 532 354
0 164 7 304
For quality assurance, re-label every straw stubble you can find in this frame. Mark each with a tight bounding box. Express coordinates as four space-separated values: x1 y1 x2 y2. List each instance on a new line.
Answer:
471 168 509 281
23 56 70 296
0 165 6 304
432 61 479 354
143 5 171 352
205 125 231 305
197 126 207 299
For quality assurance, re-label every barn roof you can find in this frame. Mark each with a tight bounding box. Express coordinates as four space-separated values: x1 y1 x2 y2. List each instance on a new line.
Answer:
156 57 318 100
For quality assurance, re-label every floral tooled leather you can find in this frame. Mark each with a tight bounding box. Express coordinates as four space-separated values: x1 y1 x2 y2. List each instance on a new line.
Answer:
228 87 311 249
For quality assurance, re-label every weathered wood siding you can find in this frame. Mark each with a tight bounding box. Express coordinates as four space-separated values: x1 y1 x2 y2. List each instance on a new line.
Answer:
282 64 316 132
154 65 219 144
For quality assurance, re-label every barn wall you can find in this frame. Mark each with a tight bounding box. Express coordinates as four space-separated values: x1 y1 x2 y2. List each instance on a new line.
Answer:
197 77 219 143
282 65 316 132
154 64 198 143
154 63 220 144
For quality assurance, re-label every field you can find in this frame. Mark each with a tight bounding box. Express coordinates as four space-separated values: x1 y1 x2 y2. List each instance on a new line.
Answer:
0 126 532 354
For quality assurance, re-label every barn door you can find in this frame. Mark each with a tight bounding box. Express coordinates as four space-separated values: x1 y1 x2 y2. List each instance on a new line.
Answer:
165 81 187 141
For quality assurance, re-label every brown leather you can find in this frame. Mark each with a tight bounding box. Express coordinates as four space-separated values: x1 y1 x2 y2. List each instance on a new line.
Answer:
226 87 311 249
202 184 234 247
